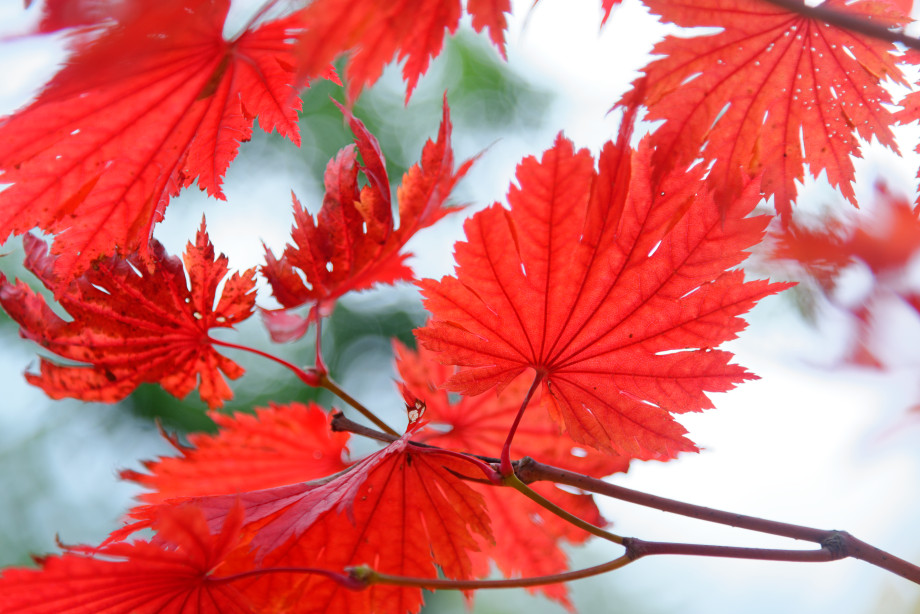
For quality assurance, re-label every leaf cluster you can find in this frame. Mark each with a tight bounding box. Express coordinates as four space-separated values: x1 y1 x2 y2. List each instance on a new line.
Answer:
1 1 920 612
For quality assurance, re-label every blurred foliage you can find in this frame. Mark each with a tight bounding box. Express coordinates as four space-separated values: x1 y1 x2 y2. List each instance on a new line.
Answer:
295 31 550 194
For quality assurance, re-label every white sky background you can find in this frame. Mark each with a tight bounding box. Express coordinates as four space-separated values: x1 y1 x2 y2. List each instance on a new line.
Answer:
1 1 920 613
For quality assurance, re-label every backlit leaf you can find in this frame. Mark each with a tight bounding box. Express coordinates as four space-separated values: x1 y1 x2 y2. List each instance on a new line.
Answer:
189 424 493 614
122 402 351 504
0 505 260 614
0 220 255 409
395 340 621 607
0 0 305 280
294 0 512 100
417 134 790 459
261 97 472 341
621 0 908 220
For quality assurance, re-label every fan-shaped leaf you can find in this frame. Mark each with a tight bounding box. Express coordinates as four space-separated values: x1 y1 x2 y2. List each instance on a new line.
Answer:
417 134 790 459
620 0 908 220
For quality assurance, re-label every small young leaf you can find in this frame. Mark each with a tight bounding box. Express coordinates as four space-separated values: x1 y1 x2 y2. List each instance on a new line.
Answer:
261 97 472 341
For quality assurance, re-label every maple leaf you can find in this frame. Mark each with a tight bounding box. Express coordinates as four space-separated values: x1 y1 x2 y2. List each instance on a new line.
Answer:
0 0 306 280
395 340 628 476
0 220 255 409
620 0 909 220
122 402 351 504
770 186 920 367
894 74 920 205
186 420 492 614
0 504 261 614
261 97 472 342
26 0 130 34
395 340 622 607
601 0 623 25
293 0 511 100
416 134 790 459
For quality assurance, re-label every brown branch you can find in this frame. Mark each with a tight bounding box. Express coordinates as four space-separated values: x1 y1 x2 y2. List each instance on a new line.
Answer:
331 412 501 463
515 457 828 542
331 415 920 584
319 374 398 436
762 0 920 51
517 457 920 584
624 538 840 564
352 556 634 591
331 412 400 444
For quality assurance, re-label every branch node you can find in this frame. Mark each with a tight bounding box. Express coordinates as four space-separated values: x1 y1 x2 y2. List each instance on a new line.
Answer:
514 456 537 482
622 537 646 561
821 531 852 560
343 565 374 590
330 410 347 432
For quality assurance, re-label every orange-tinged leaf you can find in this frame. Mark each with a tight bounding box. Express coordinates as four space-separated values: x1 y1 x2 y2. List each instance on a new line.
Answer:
0 220 255 409
417 134 791 459
621 0 909 220
261 97 472 341
395 340 621 607
0 0 304 280
0 504 260 614
122 402 350 504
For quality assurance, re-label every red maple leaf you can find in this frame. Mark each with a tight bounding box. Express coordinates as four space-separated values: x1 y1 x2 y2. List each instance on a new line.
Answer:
770 186 920 367
0 220 255 409
601 0 623 25
26 0 132 33
261 97 472 342
122 402 351 504
620 0 909 220
293 0 511 100
0 0 306 280
395 340 628 476
416 134 790 459
185 420 492 614
0 504 262 614
395 340 622 607
894 72 920 206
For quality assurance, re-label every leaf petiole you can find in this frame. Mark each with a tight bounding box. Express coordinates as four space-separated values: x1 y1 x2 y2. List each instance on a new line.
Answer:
209 337 398 435
318 372 399 436
503 471 624 545
410 444 503 484
500 372 543 476
211 565 364 590
348 555 633 591
208 337 321 387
